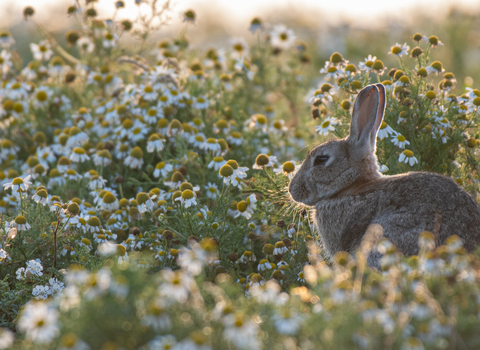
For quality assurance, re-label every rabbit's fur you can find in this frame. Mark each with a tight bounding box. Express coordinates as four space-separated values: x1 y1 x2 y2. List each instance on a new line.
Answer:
289 83 480 268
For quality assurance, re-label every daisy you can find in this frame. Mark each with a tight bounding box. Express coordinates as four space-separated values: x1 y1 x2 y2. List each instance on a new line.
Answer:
146 335 177 350
124 147 144 169
102 32 118 49
5 81 29 100
204 182 218 199
208 156 227 170
64 169 82 181
315 117 338 136
297 272 306 283
30 40 53 61
223 314 261 350
10 215 31 231
274 161 298 179
391 134 410 149
17 301 59 343
93 150 112 166
319 61 344 79
193 95 209 110
246 113 269 133
269 24 296 50
85 216 102 233
70 147 90 163
253 154 280 170
128 120 149 143
226 131 243 146
77 36 95 54
191 133 206 149
100 192 119 211
175 189 197 208
147 134 165 153
273 241 288 255
88 175 107 190
0 249 9 262
157 118 169 137
204 138 221 153
271 309 304 335
426 61 445 76
31 86 52 109
379 164 389 173
398 149 418 166
57 334 90 350
0 32 15 48
137 192 156 213
377 122 395 139
234 56 255 79
3 175 32 193
143 107 164 124
213 120 230 134
258 259 274 271
230 37 249 58
159 269 193 304
270 119 288 134
164 88 182 103
249 17 262 33
66 127 89 148
388 43 409 57
153 161 173 178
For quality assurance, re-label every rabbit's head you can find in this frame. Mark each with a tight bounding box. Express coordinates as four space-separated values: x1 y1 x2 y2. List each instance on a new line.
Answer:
289 84 386 206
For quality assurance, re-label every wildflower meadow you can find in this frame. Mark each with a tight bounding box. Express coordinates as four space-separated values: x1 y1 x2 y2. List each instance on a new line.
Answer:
1 1 480 349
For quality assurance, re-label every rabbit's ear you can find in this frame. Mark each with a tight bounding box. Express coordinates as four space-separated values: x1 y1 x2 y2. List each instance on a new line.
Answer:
348 84 385 153
371 83 386 146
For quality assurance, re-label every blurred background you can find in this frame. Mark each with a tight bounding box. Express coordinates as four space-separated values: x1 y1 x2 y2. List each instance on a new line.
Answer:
2 0 480 86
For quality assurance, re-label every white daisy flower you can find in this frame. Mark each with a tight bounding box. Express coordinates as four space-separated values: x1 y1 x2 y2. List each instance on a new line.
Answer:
204 182 218 199
70 147 90 163
153 161 173 178
398 150 418 166
124 147 144 169
358 55 377 72
258 259 274 271
319 61 344 79
17 301 59 343
226 131 243 146
208 156 227 170
30 40 53 61
377 122 396 139
269 24 296 50
77 36 95 54
3 175 32 193
315 117 338 136
175 190 197 208
231 37 249 58
391 134 410 149
147 134 165 153
388 42 409 57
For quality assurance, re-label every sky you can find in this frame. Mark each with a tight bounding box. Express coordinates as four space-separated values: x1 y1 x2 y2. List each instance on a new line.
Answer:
1 0 480 31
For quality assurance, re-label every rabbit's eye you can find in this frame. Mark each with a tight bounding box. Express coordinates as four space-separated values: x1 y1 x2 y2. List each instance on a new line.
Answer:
314 155 329 166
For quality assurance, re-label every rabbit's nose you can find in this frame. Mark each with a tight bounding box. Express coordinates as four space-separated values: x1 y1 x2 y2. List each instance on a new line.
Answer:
289 179 308 202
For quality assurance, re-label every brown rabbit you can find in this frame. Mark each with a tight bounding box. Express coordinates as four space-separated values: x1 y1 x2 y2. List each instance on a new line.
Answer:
289 83 480 268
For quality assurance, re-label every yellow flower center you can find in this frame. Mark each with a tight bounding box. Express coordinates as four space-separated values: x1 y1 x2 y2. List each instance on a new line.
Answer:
237 201 248 212
391 46 402 55
282 161 295 173
181 190 194 200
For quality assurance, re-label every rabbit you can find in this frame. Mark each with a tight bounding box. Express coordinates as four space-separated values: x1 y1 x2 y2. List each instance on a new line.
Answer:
288 83 480 269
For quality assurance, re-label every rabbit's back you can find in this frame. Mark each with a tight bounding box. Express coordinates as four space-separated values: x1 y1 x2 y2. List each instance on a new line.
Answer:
375 172 480 253
314 171 480 259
